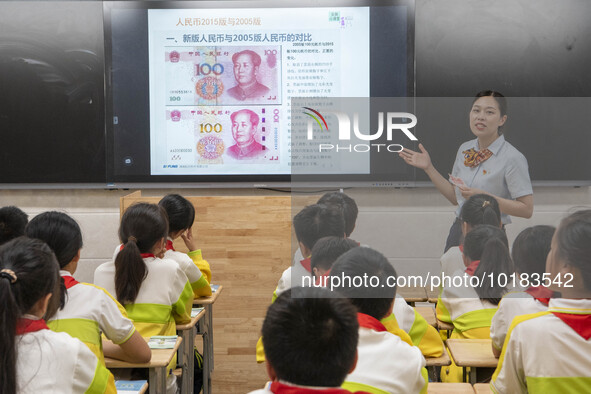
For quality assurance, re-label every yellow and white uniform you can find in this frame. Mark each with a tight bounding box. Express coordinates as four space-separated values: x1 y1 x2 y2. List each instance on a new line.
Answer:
164 239 212 297
342 313 427 394
95 254 193 394
490 287 550 352
48 271 136 365
491 298 591 393
382 295 444 357
436 263 499 382
440 245 465 276
16 317 115 393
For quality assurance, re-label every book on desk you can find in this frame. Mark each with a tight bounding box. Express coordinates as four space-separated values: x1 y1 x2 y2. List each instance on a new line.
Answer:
115 380 147 394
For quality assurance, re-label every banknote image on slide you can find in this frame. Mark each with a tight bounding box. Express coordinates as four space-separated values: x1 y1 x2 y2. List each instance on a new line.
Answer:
165 46 280 106
227 109 265 159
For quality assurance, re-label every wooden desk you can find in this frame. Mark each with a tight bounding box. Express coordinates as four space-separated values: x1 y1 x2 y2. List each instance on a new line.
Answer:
427 382 474 393
425 345 451 382
106 337 182 394
446 339 499 384
436 318 455 337
426 286 439 304
473 383 493 394
416 306 436 327
397 286 428 306
176 308 206 394
193 284 223 394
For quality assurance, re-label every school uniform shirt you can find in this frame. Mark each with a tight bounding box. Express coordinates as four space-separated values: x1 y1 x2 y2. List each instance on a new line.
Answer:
16 316 116 393
342 313 427 394
249 380 372 394
47 271 136 365
164 239 212 297
440 245 465 276
381 295 444 357
451 135 533 225
273 255 311 302
491 298 591 393
490 286 552 352
112 242 212 296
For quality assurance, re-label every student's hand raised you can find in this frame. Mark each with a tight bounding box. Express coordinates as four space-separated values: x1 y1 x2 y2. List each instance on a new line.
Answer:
181 228 198 252
399 143 432 170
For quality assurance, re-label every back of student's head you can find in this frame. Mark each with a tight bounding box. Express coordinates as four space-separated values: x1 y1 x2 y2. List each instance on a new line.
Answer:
115 203 168 305
317 192 359 237
463 225 513 304
0 237 60 394
0 206 28 245
262 287 358 387
25 211 83 309
158 194 195 234
460 194 501 228
554 209 591 292
511 225 555 277
293 204 345 251
330 247 396 320
311 237 359 274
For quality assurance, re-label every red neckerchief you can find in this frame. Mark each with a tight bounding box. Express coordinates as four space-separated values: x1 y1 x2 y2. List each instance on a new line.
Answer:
459 245 464 253
357 312 388 332
465 260 480 276
270 381 361 394
525 286 555 306
300 258 312 273
16 318 49 335
62 275 79 289
551 312 591 340
462 147 493 167
117 244 155 259
165 240 175 251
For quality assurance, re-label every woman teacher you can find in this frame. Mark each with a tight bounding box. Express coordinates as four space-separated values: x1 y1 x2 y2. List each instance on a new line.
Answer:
399 90 533 251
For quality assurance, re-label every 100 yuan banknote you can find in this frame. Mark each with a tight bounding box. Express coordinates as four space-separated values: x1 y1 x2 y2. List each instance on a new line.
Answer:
165 46 281 106
165 106 281 165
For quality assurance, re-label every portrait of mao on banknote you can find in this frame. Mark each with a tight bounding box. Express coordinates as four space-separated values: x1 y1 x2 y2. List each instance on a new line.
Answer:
165 46 281 106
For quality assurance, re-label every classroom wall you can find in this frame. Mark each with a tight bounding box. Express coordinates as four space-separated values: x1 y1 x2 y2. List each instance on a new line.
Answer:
1 186 589 283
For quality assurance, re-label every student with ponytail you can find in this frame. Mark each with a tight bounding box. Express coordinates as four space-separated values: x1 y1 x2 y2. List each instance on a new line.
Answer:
492 210 591 393
0 237 114 393
441 193 502 275
437 225 514 382
25 211 150 366
95 203 193 394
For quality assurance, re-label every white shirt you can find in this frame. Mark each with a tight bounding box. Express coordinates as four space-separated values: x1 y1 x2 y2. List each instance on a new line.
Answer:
451 135 532 224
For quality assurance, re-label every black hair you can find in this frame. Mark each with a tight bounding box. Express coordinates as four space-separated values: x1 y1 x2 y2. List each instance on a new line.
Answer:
473 90 507 135
330 247 397 320
25 211 83 309
158 194 195 235
317 192 359 237
262 287 358 387
511 225 555 277
311 237 359 274
0 237 60 394
232 49 262 67
463 225 513 305
293 204 345 251
460 194 501 228
0 206 28 245
115 203 168 305
555 209 591 291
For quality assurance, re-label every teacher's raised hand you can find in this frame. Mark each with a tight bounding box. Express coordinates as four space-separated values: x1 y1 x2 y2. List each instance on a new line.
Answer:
399 143 432 170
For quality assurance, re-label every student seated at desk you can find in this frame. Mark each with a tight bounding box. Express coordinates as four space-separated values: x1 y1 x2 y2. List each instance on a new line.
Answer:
26 212 151 366
0 237 115 393
311 237 444 358
440 194 502 276
95 203 193 394
0 205 28 245
490 225 556 357
159 194 212 296
250 287 367 394
492 210 591 393
331 247 427 394
436 225 513 382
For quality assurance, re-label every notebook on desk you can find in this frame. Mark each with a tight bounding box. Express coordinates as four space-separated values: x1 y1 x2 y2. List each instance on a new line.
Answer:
115 380 147 394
